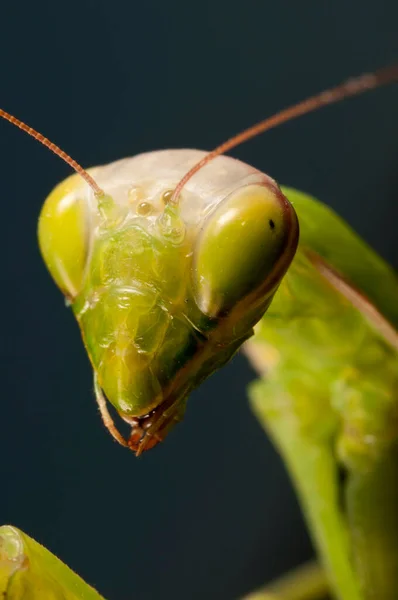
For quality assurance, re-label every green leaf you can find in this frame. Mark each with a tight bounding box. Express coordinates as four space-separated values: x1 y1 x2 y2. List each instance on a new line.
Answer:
0 526 106 599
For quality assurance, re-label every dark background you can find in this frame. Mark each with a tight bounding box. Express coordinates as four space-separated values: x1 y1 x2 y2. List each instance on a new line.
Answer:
0 2 397 599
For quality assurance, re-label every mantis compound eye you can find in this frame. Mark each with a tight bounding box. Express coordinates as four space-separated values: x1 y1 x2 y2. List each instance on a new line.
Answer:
192 183 298 318
38 174 90 299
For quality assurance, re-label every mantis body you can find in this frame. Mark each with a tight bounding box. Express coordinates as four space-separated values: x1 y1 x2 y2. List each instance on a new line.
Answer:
245 188 398 599
1 64 397 599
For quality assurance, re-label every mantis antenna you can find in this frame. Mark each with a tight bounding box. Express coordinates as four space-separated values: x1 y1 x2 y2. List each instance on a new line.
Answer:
0 108 105 198
170 63 398 206
1 63 397 204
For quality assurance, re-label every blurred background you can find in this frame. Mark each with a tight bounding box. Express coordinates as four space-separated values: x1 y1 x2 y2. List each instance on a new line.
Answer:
0 2 397 599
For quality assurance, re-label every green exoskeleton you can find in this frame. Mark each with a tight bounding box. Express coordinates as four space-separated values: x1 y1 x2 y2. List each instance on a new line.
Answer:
0 65 397 457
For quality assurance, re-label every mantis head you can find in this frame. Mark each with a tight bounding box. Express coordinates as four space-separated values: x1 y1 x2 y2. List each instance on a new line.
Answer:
37 150 297 453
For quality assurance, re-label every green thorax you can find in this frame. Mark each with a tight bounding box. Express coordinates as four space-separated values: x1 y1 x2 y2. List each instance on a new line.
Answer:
283 187 398 327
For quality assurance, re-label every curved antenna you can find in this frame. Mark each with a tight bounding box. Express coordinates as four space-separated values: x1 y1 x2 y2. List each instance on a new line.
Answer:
0 108 105 197
170 63 398 206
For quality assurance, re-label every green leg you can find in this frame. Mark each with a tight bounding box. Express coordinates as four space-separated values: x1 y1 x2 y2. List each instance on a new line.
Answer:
346 443 398 600
249 380 361 600
243 561 329 600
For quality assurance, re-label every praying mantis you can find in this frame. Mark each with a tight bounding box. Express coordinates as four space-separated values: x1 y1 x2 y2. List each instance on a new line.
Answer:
0 63 397 599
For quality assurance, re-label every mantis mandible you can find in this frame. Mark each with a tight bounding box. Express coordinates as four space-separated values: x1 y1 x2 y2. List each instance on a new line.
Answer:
0 65 397 459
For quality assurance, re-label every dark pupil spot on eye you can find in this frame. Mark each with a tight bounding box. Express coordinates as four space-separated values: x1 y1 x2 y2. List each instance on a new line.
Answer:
269 219 275 230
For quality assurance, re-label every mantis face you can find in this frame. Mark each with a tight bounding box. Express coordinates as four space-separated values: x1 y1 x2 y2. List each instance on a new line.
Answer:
38 149 298 452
